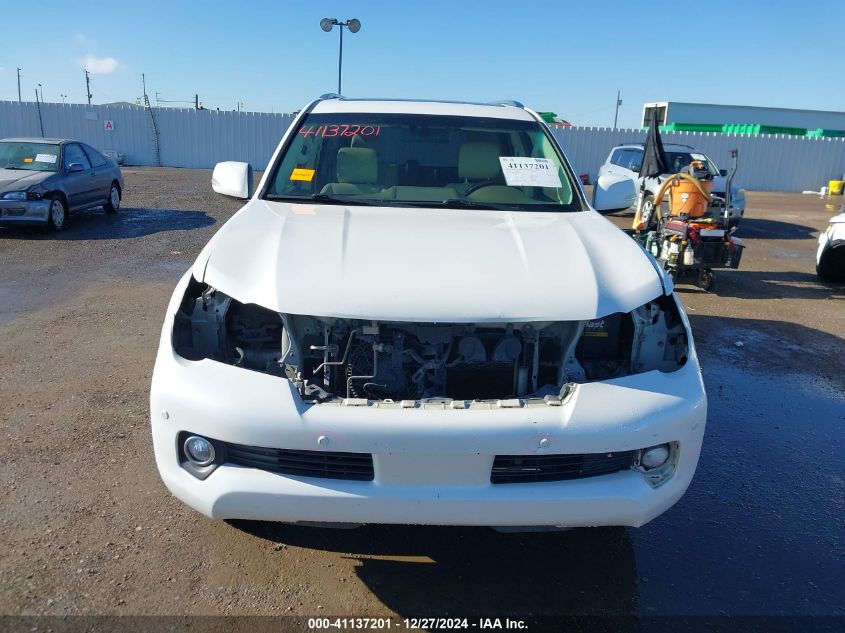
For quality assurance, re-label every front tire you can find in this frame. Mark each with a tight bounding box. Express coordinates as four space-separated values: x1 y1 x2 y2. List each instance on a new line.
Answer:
104 182 120 214
817 247 845 282
47 195 67 231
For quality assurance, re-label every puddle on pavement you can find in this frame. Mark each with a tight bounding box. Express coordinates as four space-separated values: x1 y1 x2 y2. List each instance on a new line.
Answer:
632 353 844 615
69 207 215 239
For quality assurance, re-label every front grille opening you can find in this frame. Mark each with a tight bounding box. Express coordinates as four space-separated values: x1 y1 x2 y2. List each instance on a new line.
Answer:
222 441 374 481
491 450 636 484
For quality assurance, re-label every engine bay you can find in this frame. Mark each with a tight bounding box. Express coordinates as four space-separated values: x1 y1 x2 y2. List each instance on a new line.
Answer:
173 279 689 404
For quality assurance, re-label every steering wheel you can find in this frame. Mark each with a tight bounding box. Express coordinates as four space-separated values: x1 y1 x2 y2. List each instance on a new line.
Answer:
462 179 501 196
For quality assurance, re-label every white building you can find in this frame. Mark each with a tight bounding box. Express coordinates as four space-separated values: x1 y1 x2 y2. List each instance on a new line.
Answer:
642 101 845 131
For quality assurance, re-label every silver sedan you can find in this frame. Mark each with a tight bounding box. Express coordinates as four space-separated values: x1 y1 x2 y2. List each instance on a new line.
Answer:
0 137 124 231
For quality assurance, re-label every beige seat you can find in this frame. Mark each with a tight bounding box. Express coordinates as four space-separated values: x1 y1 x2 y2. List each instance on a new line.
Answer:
450 141 502 194
351 134 399 186
321 147 381 195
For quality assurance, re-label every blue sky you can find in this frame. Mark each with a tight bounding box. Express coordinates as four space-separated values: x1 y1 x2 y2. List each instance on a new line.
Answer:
1 0 843 128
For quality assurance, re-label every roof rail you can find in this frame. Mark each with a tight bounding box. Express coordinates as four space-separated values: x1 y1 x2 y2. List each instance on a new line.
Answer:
319 93 343 100
488 100 525 108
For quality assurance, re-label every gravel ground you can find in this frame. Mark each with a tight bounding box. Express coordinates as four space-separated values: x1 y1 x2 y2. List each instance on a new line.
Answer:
0 168 843 619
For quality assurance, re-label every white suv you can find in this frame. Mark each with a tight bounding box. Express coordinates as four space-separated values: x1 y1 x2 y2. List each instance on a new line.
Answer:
592 142 746 227
150 96 706 529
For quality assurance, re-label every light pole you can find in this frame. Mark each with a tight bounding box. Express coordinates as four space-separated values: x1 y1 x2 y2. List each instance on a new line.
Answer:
613 90 622 130
320 18 361 95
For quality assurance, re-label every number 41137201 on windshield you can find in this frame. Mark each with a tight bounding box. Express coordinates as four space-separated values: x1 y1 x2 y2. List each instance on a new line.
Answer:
299 124 381 138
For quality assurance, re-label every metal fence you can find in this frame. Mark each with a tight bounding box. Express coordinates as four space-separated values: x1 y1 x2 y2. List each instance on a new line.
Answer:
550 126 845 193
3 100 844 192
0 101 294 170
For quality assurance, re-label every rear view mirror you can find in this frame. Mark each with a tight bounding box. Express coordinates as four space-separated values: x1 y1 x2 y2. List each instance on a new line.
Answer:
212 161 253 199
719 169 728 177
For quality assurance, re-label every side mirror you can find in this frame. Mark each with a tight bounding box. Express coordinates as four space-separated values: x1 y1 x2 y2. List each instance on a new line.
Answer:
719 169 728 177
67 163 85 173
212 161 253 199
630 164 641 173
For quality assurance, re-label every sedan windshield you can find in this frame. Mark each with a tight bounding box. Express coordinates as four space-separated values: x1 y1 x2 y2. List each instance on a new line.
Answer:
665 151 719 177
265 113 582 211
0 142 61 172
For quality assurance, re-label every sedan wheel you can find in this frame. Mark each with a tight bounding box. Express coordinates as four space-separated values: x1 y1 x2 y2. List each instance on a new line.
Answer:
105 183 120 214
641 195 657 229
47 196 66 231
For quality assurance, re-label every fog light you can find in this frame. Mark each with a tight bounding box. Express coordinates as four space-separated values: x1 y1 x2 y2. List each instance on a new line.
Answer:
184 435 215 466
641 444 670 469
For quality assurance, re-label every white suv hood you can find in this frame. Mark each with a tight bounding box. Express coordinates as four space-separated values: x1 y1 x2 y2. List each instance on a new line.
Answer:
199 200 663 322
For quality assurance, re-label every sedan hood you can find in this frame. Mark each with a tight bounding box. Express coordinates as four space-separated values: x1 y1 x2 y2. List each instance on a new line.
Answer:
199 200 663 322
711 175 743 197
0 169 54 192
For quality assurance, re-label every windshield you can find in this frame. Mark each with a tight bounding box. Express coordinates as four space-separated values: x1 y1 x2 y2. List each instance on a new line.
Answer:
0 142 61 172
665 151 719 177
264 113 581 211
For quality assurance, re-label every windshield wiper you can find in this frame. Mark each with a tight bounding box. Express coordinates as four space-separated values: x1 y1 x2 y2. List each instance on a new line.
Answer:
2 165 22 170
439 198 576 212
265 193 381 206
438 199 514 210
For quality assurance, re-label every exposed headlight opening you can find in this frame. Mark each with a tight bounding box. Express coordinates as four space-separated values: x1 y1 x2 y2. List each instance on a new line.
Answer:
172 278 285 375
171 281 689 404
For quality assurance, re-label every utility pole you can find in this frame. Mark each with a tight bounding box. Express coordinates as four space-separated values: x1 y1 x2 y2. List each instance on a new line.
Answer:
613 90 622 130
195 94 199 110
17 68 22 102
142 73 147 100
84 69 92 105
34 89 44 136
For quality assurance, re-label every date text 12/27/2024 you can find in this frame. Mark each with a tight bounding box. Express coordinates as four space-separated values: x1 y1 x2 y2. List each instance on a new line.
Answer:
307 618 528 630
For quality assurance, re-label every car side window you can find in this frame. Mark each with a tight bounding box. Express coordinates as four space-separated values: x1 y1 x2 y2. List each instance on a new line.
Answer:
627 149 643 172
82 144 107 168
613 149 633 170
613 149 641 172
63 144 91 170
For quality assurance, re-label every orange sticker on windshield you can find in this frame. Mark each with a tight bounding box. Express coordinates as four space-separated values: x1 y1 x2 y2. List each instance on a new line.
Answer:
290 168 315 182
23 157 33 163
